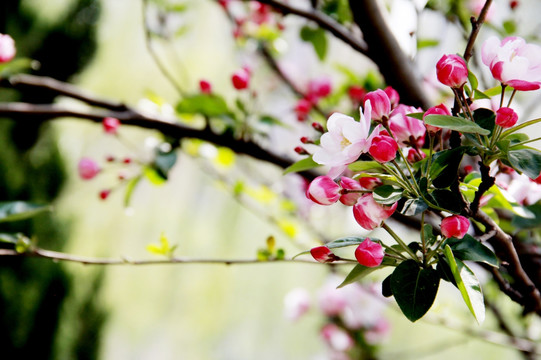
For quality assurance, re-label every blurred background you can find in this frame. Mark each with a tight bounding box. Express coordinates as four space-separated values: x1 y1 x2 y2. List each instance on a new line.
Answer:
1 0 539 359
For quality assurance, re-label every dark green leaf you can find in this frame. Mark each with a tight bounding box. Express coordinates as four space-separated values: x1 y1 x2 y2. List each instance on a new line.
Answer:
390 260 440 322
283 156 321 174
424 115 490 135
373 185 403 205
512 203 541 229
432 189 463 214
507 148 541 179
154 149 177 180
382 274 393 297
429 147 469 188
423 224 437 246
444 245 485 323
0 202 50 223
436 257 457 285
300 26 328 60
444 235 498 267
176 93 230 117
472 108 495 136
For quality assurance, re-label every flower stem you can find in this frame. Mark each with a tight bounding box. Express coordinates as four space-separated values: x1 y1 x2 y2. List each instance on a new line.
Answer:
382 222 420 263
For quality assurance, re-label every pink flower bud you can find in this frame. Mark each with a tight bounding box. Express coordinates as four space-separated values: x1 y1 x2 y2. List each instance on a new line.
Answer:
364 89 391 121
310 246 339 263
103 117 120 134
389 104 425 147
312 122 325 133
231 68 250 90
441 215 470 239
0 34 16 63
348 85 366 103
436 54 469 88
369 135 398 163
384 86 400 109
358 177 382 190
306 176 341 205
294 146 309 155
99 189 111 200
307 78 332 100
78 157 100 180
355 239 384 267
423 104 451 134
199 79 212 94
321 324 354 352
339 177 363 206
495 107 518 128
353 193 397 230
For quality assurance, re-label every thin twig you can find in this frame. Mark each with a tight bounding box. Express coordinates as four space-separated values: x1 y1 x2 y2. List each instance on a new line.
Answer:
0 248 335 266
463 0 493 62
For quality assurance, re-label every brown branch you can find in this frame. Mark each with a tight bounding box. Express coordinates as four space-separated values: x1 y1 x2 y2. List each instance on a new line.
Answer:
348 0 430 108
473 210 541 314
0 248 323 266
249 0 368 56
463 0 493 62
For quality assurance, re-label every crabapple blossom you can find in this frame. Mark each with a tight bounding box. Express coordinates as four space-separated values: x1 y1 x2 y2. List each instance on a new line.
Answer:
441 215 470 239
306 176 341 205
436 54 469 88
369 135 398 163
355 239 384 267
364 89 391 122
310 103 378 178
389 104 426 147
423 103 451 134
283 288 311 321
321 324 354 352
310 246 339 263
0 34 16 63
353 193 397 230
358 177 383 190
231 68 250 90
103 117 120 134
495 107 518 128
339 177 364 206
482 36 541 91
78 157 100 180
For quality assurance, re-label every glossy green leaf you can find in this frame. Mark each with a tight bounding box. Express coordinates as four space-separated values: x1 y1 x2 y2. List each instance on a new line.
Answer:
444 235 498 267
325 236 364 249
283 156 320 174
468 70 479 91
429 147 469 188
472 108 495 136
176 93 230 117
390 260 439 322
399 198 428 216
424 115 490 135
300 25 328 60
0 202 50 223
338 256 395 288
373 185 403 205
432 189 463 214
507 148 541 179
444 245 485 324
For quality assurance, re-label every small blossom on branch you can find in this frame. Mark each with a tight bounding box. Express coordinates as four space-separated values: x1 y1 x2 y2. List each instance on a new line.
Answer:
436 54 469 88
441 215 470 239
353 193 397 230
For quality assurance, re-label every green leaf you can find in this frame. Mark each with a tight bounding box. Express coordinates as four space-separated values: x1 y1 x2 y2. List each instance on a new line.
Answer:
512 203 541 229
432 189 463 214
468 70 479 91
390 260 440 322
429 147 469 188
373 185 403 205
424 115 490 135
300 25 328 60
0 58 35 77
283 156 320 174
124 175 142 207
417 39 439 49
399 198 428 216
176 93 230 117
406 112 424 120
507 148 541 179
338 264 380 288
473 89 491 100
143 166 166 185
443 245 485 324
348 160 383 172
423 224 437 246
444 235 498 267
0 202 50 223
154 148 177 180
325 236 364 249
472 108 496 136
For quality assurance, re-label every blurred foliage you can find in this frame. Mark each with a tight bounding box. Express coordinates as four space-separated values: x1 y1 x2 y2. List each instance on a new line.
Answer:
0 0 106 358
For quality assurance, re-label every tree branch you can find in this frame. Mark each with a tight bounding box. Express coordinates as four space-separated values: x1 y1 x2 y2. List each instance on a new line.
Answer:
348 0 430 108
463 0 493 62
